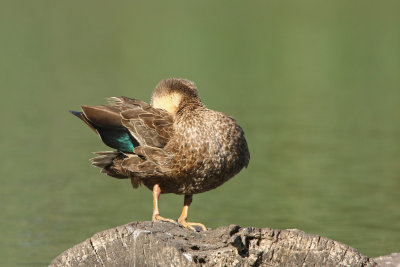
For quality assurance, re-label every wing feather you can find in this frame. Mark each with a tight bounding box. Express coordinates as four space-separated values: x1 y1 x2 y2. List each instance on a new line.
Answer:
112 96 174 148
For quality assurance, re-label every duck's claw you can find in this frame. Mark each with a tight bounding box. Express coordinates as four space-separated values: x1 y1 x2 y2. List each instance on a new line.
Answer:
178 219 207 232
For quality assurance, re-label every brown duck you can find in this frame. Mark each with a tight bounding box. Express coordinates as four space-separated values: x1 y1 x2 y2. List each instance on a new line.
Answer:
70 78 250 231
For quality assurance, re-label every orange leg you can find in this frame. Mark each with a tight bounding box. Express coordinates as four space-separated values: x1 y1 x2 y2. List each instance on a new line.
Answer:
152 184 175 223
177 195 207 231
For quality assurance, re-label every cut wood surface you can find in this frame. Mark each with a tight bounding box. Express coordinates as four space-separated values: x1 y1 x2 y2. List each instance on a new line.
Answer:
373 253 400 267
50 221 381 267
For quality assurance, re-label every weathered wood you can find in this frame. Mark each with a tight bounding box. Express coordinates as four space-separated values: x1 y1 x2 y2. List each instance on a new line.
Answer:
50 221 377 267
374 253 400 267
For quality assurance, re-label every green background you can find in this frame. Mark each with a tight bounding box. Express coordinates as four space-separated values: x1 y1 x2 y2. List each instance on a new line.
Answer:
1 1 399 265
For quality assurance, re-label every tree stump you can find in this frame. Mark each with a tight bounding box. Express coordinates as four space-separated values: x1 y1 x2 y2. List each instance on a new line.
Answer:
373 253 400 267
50 221 377 267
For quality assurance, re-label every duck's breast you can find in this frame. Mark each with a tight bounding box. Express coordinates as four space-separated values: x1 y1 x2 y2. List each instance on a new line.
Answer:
164 109 249 194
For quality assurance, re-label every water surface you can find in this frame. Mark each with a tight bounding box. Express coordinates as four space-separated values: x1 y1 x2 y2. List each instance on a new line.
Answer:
0 1 399 265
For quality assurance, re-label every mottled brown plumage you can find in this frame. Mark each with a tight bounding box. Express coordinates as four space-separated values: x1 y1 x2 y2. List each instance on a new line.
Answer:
71 78 250 231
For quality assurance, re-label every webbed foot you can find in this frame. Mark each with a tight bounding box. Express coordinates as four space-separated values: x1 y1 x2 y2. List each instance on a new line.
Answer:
152 214 176 224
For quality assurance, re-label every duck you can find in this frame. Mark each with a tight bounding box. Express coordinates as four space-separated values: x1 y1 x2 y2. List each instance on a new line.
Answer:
70 78 250 231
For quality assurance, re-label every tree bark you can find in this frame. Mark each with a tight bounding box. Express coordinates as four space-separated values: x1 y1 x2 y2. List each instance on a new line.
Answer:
50 221 377 267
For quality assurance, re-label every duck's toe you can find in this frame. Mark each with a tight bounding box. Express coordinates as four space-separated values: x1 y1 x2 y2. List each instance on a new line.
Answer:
177 219 207 232
152 214 176 224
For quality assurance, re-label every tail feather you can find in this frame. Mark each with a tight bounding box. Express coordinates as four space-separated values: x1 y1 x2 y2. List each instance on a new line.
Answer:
91 151 122 168
89 151 127 179
71 108 142 188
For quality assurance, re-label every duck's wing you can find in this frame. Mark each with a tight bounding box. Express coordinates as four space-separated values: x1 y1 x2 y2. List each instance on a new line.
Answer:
70 96 173 153
70 105 139 153
111 96 174 148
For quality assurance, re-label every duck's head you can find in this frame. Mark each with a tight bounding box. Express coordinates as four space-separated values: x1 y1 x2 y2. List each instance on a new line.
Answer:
151 78 202 115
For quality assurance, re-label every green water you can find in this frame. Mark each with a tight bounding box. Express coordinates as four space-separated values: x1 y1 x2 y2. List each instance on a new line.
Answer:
1 1 399 265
